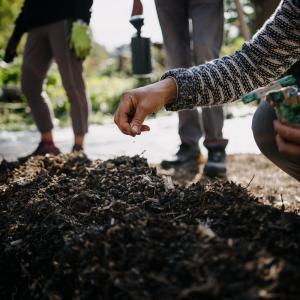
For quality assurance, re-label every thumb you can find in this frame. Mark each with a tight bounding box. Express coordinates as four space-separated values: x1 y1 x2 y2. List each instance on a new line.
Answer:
130 106 148 135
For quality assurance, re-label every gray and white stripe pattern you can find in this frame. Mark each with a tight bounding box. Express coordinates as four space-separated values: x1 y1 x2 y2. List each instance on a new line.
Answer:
162 0 300 111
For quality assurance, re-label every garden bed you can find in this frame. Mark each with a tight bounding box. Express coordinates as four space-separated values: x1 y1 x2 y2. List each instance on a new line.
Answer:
0 154 299 299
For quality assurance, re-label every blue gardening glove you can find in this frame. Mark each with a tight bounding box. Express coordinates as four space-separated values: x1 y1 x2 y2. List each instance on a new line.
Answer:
70 20 92 60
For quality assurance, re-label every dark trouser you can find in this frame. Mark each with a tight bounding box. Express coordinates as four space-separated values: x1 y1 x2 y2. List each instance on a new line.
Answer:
155 0 227 149
21 20 90 135
252 102 300 181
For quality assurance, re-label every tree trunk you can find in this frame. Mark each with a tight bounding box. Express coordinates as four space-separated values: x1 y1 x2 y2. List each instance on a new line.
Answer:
234 0 250 40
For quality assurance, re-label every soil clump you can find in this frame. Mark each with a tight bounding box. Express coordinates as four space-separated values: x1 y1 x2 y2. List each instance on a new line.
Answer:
0 153 299 300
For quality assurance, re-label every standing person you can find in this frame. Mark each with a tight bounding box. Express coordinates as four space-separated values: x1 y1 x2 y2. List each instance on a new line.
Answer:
155 0 228 178
3 0 93 155
115 0 300 182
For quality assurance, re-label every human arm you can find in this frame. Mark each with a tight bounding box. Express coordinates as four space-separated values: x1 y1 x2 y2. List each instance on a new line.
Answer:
115 0 300 136
70 0 93 60
114 78 176 136
3 30 23 63
163 0 300 111
3 1 28 63
73 0 93 24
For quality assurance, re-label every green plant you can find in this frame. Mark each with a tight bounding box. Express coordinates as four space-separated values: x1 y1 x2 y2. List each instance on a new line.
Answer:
0 58 22 86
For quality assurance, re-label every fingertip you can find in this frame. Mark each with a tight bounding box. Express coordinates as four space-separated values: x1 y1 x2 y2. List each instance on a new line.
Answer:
141 125 150 132
131 124 141 135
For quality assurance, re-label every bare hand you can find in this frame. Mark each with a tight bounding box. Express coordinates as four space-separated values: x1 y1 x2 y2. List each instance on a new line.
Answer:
273 120 300 157
114 78 177 136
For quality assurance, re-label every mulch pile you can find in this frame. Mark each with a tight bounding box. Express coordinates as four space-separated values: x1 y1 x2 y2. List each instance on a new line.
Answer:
0 154 299 300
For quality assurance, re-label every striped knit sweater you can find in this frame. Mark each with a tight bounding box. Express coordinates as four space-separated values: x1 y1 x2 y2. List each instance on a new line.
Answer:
162 0 300 111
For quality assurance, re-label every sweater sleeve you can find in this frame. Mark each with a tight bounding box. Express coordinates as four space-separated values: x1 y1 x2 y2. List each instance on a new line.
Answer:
13 0 29 39
162 0 300 111
73 0 93 24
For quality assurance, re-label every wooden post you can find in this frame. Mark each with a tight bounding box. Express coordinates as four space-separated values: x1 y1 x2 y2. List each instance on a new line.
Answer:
234 0 250 41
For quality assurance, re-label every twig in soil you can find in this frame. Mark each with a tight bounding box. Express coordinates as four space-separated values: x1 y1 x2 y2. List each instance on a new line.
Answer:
171 214 188 222
163 175 174 191
139 150 147 156
280 194 285 212
245 174 255 189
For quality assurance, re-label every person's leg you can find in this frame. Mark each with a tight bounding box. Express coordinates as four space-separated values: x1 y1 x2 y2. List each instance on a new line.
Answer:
190 0 228 177
155 0 191 69
48 20 90 150
252 101 300 181
21 27 60 155
155 0 203 168
190 0 226 144
178 109 202 148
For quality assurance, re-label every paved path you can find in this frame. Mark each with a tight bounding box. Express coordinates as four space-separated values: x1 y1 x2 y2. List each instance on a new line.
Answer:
0 111 260 163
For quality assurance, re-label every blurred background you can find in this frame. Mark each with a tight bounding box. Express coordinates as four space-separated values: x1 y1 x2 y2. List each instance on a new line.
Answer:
0 0 281 131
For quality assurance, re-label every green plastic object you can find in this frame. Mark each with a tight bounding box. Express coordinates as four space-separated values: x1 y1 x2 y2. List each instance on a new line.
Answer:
267 86 300 124
278 103 300 124
268 86 297 104
241 75 296 104
241 75 300 124
70 21 92 60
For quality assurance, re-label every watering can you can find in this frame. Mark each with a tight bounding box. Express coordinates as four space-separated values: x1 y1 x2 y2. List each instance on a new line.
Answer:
130 0 152 76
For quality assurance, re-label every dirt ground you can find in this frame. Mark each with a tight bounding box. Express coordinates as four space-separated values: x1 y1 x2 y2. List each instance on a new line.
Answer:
0 153 299 300
227 154 299 211
158 154 299 212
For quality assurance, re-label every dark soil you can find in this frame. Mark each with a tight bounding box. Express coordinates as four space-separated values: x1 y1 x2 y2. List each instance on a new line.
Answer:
158 153 299 209
0 154 300 300
226 154 299 211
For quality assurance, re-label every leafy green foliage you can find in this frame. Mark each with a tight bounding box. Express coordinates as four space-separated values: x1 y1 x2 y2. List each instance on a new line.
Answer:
0 0 23 50
0 57 22 86
224 0 254 43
